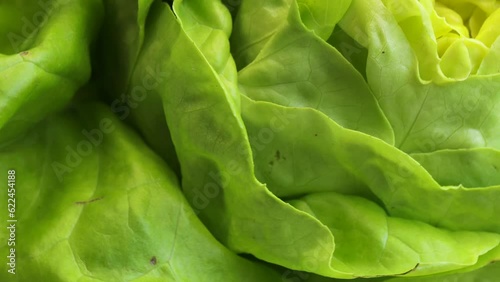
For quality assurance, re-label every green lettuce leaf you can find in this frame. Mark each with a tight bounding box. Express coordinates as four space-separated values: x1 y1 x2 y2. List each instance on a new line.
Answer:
411 148 500 187
339 0 500 153
242 96 500 234
2 0 499 280
0 0 103 144
231 0 350 68
290 192 499 277
240 93 500 277
122 1 343 277
0 102 284 282
237 0 394 143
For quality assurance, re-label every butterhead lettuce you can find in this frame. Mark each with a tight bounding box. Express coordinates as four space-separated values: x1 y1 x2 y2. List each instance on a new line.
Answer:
1 0 500 281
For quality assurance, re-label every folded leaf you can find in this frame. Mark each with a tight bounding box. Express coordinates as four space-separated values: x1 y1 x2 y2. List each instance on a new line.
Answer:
241 97 500 233
238 1 393 143
339 0 500 153
411 148 500 187
0 0 103 144
126 1 344 277
0 102 284 282
290 192 500 277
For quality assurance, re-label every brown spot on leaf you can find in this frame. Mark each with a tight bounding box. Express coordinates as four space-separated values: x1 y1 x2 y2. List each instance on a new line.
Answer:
20 51 29 56
75 197 103 205
275 150 281 160
150 256 157 265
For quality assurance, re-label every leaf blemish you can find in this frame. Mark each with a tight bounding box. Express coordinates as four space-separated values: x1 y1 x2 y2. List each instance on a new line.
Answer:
275 150 281 160
75 197 104 205
150 256 157 265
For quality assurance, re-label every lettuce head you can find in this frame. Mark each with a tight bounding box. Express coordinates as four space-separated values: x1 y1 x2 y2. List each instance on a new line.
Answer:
1 0 500 281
